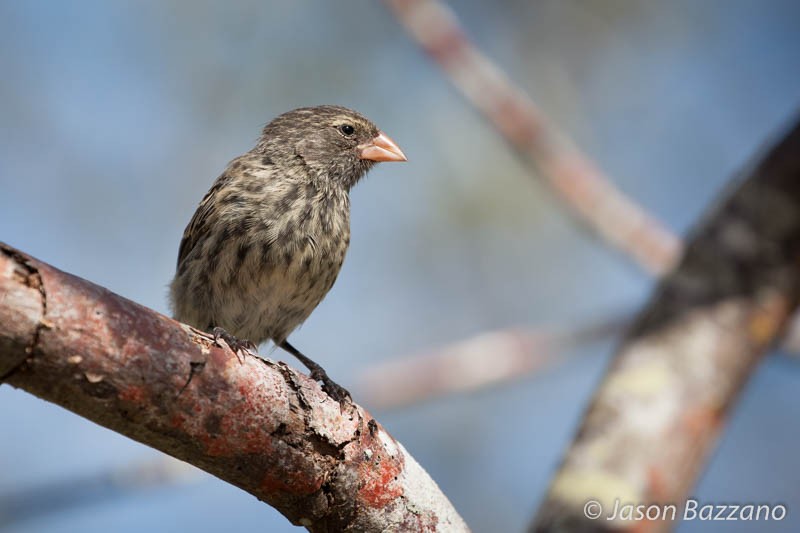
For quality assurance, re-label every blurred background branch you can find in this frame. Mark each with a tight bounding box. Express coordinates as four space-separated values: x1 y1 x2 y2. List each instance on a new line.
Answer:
0 457 201 528
358 312 629 410
532 115 800 531
385 0 681 276
357 313 800 412
373 0 800 411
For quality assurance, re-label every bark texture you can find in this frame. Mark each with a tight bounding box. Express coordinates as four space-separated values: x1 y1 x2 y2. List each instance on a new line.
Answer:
532 117 800 532
0 243 468 533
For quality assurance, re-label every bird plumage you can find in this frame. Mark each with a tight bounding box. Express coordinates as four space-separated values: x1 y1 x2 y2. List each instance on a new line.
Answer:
170 106 404 359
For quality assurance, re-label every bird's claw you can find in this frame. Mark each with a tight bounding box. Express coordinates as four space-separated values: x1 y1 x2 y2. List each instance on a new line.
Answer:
311 369 352 405
212 327 256 363
278 341 351 405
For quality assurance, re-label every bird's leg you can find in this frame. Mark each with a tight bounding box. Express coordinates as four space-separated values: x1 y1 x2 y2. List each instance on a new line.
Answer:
212 327 257 363
279 340 351 404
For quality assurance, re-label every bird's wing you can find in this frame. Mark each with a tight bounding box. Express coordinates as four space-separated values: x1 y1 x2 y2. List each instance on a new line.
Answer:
176 173 233 269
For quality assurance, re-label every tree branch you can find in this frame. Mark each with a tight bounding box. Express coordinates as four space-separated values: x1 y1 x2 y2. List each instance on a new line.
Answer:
531 116 800 531
356 310 800 410
0 243 469 533
384 0 681 276
383 0 800 413
358 313 628 410
0 456 201 527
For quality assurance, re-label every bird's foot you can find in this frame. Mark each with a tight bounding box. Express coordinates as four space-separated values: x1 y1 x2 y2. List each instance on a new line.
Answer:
310 368 352 405
279 340 351 405
212 327 257 363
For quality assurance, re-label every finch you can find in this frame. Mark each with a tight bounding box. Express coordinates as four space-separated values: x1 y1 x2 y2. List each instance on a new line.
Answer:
170 105 406 401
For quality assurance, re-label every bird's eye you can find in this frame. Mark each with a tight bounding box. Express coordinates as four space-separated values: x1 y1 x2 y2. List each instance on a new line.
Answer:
339 124 355 136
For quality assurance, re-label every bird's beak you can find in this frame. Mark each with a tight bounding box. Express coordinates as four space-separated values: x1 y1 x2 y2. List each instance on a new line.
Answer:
358 132 407 162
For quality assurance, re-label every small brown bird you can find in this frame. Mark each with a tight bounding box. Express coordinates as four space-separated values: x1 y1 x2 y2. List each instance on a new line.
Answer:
170 105 406 401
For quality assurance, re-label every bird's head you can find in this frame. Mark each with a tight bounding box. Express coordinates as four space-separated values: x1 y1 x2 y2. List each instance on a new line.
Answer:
256 105 406 189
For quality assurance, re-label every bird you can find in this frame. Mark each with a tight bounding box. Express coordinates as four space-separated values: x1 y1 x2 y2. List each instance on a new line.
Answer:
170 105 406 402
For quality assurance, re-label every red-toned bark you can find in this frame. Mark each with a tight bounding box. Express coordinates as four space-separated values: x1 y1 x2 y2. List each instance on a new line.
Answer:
0 243 468 532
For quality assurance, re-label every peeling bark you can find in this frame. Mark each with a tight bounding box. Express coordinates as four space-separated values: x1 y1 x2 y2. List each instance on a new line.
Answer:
0 243 468 532
0 247 44 378
531 117 800 532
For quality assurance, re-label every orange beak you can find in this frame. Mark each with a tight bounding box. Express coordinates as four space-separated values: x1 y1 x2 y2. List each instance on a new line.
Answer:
358 131 407 162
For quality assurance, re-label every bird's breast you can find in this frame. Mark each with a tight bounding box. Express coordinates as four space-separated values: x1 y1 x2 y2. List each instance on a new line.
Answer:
227 188 350 342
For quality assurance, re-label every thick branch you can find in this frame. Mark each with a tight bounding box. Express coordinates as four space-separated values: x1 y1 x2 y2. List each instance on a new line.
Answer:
0 244 468 533
532 117 800 531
